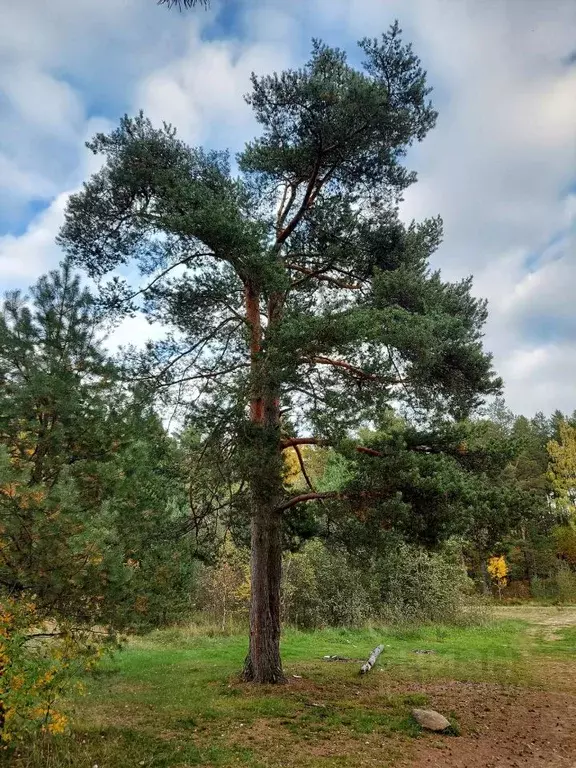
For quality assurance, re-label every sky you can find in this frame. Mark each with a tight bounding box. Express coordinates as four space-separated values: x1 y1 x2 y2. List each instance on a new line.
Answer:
0 0 575 417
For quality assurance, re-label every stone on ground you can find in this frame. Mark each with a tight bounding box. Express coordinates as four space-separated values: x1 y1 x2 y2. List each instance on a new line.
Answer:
411 708 451 731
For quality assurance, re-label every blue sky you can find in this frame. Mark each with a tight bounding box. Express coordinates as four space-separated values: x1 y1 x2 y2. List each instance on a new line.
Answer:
0 0 575 415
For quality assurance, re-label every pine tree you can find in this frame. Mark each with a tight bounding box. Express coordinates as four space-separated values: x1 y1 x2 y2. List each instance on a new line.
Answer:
0 264 198 629
548 419 576 517
58 28 500 682
0 262 122 619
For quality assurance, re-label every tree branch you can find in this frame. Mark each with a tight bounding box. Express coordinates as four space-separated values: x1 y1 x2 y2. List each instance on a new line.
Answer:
286 263 361 290
276 155 323 245
307 356 402 385
281 437 330 449
114 251 214 306
276 491 340 512
293 444 315 492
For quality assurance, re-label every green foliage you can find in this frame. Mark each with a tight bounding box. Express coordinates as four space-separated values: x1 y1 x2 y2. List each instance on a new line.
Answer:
58 28 501 517
372 542 477 625
0 265 199 632
56 25 504 681
280 538 476 629
282 540 374 628
0 263 127 624
547 419 576 518
531 563 576 604
0 266 204 741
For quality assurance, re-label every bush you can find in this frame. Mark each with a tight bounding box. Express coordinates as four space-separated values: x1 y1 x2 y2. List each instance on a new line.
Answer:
0 596 113 746
282 540 374 628
195 537 250 630
555 563 576 602
281 538 478 628
532 562 576 603
374 542 478 625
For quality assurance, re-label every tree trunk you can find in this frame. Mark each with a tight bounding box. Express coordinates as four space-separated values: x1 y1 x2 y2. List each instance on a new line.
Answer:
242 284 286 683
480 557 492 596
243 501 285 683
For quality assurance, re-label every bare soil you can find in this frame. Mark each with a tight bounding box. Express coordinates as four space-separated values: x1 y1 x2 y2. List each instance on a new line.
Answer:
403 606 576 767
401 681 576 767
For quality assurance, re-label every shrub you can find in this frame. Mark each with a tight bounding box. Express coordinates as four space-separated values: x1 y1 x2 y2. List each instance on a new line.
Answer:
555 562 576 603
374 542 477 625
282 540 374 628
0 596 113 746
531 563 576 603
195 537 250 630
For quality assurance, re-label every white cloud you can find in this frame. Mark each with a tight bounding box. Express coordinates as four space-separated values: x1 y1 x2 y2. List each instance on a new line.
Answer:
104 313 167 351
0 154 56 200
136 25 292 148
0 194 68 285
309 0 576 414
2 66 84 139
501 343 576 416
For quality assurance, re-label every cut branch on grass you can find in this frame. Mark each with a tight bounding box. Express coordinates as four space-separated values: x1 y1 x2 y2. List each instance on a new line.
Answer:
360 644 384 674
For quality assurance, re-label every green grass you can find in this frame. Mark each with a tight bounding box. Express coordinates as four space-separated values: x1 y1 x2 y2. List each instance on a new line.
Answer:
7 618 573 768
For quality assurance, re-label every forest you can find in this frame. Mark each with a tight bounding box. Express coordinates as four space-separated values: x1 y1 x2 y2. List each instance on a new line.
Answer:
1 12 575 768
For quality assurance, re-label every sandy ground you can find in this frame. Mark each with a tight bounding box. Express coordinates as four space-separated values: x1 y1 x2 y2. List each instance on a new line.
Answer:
403 606 576 768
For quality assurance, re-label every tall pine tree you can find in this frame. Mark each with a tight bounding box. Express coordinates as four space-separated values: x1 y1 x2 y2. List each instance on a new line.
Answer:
58 27 500 682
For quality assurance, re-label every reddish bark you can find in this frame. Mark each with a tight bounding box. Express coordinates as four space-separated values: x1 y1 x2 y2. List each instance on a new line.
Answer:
356 446 384 457
280 437 330 449
245 283 263 424
243 289 286 684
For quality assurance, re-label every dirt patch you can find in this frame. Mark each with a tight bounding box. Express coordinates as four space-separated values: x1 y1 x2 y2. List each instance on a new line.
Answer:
494 605 576 628
398 680 576 768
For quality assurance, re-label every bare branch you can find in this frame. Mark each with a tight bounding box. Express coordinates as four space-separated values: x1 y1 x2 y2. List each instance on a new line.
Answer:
307 356 402 385
276 491 340 512
110 251 214 306
286 263 361 290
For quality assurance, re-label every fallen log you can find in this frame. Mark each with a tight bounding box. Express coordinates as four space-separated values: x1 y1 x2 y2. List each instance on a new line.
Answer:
360 644 384 674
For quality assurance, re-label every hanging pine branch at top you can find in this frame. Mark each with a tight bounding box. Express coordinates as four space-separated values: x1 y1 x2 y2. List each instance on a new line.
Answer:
58 23 502 683
157 0 209 9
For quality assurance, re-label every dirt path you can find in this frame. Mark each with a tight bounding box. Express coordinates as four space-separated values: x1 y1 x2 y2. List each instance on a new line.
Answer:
403 607 576 768
493 605 576 629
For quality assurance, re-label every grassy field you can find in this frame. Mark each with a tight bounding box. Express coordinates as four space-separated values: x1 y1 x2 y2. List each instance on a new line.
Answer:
8 609 576 768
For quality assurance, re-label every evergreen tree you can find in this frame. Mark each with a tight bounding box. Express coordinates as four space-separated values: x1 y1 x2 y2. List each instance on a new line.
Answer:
548 419 576 517
0 262 122 621
58 28 500 682
0 265 197 629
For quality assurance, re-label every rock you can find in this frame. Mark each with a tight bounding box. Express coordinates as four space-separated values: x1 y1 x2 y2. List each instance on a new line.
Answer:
412 708 451 732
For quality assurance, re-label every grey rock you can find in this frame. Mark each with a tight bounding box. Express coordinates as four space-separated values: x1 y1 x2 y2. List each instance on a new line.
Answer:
411 708 451 731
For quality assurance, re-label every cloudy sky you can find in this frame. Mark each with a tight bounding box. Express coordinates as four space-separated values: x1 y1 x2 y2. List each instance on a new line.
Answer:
0 0 575 416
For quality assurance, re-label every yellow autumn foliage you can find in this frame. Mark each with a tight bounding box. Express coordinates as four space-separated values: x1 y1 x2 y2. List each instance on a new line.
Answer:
0 597 108 745
487 555 508 598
